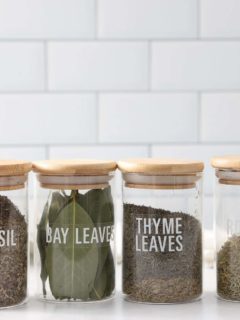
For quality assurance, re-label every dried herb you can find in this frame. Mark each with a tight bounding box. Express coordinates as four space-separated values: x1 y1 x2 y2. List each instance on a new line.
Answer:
37 187 115 301
0 195 27 308
37 191 69 296
217 235 240 301
123 204 202 303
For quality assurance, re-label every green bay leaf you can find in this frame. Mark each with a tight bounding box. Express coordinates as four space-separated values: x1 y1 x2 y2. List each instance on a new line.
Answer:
46 196 99 300
37 203 48 296
80 187 115 299
37 191 69 296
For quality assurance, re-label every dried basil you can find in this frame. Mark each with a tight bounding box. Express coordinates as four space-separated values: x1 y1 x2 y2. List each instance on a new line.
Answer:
0 195 27 307
37 187 115 301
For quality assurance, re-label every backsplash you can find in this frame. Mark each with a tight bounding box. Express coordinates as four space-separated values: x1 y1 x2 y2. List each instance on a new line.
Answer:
0 0 240 230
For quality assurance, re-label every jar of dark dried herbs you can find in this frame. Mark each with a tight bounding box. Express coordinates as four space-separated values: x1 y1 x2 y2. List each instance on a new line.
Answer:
118 158 204 304
212 155 240 302
33 160 116 302
0 160 31 308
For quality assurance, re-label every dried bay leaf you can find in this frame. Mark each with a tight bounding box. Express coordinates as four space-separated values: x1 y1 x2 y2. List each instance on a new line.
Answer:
48 191 70 226
38 188 115 301
81 187 114 224
90 249 115 300
37 191 69 296
37 203 48 296
46 194 99 300
80 187 115 299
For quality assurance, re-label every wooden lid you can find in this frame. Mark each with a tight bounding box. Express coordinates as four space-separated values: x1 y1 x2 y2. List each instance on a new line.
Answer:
0 160 31 176
211 155 240 170
118 158 204 175
32 159 117 176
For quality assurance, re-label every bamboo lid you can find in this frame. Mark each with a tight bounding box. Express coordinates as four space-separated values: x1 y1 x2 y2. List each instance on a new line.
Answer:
118 158 204 175
32 159 117 176
0 160 32 176
0 160 31 190
211 155 240 170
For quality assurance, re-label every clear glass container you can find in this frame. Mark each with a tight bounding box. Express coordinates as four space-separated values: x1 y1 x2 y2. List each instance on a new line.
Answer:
0 160 31 308
118 159 204 304
33 160 116 302
212 156 240 301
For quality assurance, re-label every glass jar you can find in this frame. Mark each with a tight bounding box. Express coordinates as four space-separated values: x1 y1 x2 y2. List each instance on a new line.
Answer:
118 158 204 304
33 160 116 302
212 156 240 301
0 160 31 308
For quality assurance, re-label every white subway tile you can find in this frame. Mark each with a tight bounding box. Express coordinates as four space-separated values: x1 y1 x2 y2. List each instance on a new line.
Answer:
99 93 198 143
201 93 240 142
0 147 45 161
0 94 96 144
0 0 95 39
151 144 240 195
201 0 240 38
0 43 44 91
48 42 148 91
98 0 197 39
49 145 148 160
152 42 240 91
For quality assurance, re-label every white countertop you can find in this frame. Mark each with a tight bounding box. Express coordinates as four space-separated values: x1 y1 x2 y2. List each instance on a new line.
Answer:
1 267 238 320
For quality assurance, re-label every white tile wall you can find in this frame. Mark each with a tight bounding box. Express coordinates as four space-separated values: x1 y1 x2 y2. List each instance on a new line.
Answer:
99 93 198 143
0 43 44 91
0 94 96 144
201 93 240 142
201 0 240 38
0 0 239 230
98 0 198 39
152 42 240 91
48 42 149 91
0 0 95 39
49 145 148 160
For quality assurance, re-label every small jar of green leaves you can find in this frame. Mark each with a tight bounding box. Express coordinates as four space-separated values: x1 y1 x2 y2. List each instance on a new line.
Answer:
33 160 116 302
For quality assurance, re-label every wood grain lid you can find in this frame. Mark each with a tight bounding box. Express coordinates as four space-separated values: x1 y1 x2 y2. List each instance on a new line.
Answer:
118 158 204 175
211 155 240 170
0 160 32 176
32 159 117 175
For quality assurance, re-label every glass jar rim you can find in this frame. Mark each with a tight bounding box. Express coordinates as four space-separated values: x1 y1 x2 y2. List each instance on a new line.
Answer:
122 172 201 189
0 174 27 190
37 174 113 190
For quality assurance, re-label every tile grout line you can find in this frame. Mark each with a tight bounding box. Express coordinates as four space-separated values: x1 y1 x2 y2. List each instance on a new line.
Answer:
197 0 201 39
147 144 152 157
43 41 49 92
197 92 202 142
1 38 240 42
0 90 237 94
45 145 50 159
148 41 152 91
96 93 100 143
94 0 98 40
1 141 240 148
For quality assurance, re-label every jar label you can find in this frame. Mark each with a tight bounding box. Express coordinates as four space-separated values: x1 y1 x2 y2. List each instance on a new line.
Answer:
45 224 114 246
0 228 19 248
135 217 183 253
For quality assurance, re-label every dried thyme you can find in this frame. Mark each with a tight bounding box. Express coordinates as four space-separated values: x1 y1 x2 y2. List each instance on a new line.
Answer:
0 195 28 308
217 235 240 301
123 203 202 303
